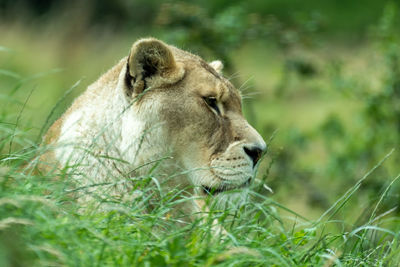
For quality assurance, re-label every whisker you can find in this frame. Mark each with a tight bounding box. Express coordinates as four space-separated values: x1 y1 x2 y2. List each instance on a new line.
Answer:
238 76 255 93
226 71 241 81
241 92 262 100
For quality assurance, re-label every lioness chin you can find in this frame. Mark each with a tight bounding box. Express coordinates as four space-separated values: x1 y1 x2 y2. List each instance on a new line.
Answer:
40 38 266 225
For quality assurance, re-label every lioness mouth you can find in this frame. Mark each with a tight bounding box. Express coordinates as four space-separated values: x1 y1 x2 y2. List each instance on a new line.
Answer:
202 178 251 195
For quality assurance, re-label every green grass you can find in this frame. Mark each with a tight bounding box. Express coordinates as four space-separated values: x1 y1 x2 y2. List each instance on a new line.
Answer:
1 122 399 266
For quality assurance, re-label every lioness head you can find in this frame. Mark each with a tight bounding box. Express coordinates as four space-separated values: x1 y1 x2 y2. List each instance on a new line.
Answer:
121 38 266 196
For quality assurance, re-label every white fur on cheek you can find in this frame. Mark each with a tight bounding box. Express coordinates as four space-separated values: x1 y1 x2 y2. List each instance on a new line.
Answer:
182 141 254 191
210 142 253 184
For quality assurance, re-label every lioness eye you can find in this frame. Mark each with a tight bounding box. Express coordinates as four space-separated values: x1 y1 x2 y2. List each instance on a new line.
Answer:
203 96 220 115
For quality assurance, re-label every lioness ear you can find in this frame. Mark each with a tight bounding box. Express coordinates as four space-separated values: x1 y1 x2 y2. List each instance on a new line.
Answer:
126 38 185 96
209 60 223 74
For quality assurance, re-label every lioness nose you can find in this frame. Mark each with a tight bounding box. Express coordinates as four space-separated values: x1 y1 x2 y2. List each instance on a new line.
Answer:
243 145 266 167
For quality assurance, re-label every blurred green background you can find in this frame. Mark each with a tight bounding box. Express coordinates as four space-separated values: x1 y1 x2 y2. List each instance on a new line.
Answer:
1 0 400 223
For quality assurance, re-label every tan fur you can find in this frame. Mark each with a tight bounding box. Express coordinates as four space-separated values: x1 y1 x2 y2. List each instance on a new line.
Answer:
41 38 266 220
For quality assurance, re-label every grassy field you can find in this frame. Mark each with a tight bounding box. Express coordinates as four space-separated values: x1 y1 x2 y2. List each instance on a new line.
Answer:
1 10 400 266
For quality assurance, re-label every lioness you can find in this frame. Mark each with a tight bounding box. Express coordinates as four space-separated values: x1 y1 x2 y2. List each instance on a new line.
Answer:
41 38 266 219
